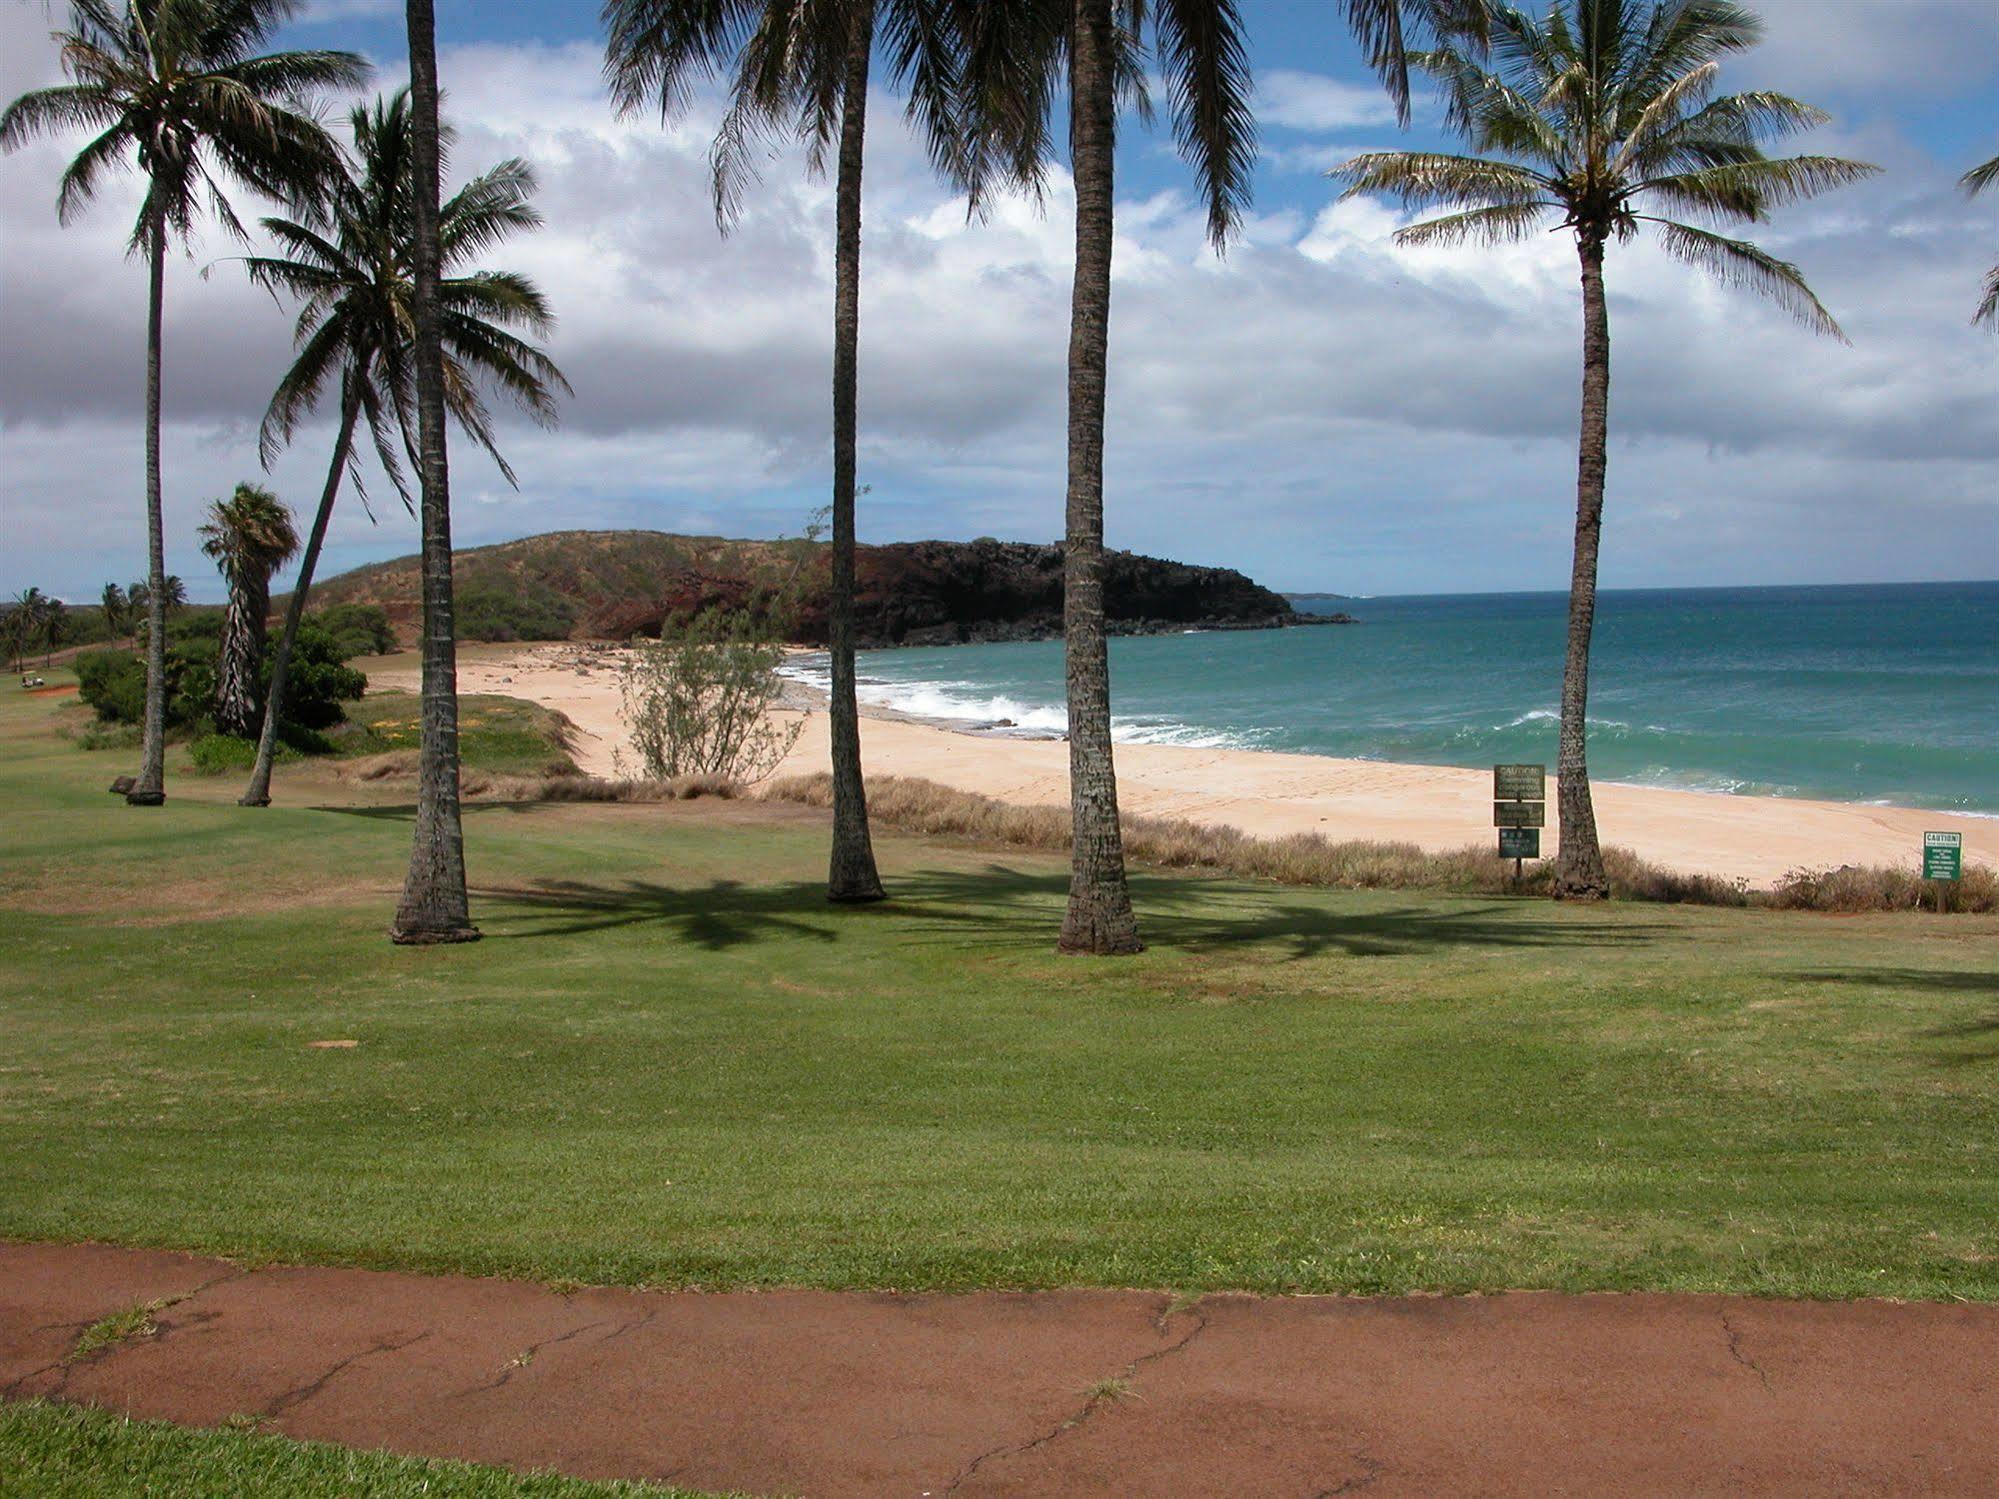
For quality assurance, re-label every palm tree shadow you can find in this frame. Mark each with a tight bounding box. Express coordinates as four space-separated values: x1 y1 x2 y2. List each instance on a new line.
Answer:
1780 970 1999 1069
475 877 847 951
480 861 1670 962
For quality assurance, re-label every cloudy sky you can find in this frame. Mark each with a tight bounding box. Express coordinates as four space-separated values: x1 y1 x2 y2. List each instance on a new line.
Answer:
1 0 1995 602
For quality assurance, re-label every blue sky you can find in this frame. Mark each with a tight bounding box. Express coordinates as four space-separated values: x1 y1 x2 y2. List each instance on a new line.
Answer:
2 0 1996 600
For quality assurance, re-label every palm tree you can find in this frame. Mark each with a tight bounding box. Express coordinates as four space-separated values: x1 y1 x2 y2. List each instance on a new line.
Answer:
604 0 965 906
0 1 368 807
238 89 568 807
1963 153 1998 329
198 482 298 738
390 0 479 944
131 574 188 621
100 583 132 639
954 0 1253 953
1333 0 1875 898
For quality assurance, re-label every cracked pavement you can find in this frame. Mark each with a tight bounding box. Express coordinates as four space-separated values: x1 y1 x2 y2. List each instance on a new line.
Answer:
3 1242 1996 1496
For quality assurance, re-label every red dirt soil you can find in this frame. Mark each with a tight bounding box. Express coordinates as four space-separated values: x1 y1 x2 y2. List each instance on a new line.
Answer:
4 1242 1995 1496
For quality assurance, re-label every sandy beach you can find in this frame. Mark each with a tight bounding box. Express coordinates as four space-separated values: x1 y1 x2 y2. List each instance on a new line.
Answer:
374 642 1994 887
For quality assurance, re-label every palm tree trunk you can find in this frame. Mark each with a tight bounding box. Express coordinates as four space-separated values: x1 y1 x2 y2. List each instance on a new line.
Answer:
129 219 169 806
1057 0 1141 955
825 0 886 905
215 583 262 738
391 0 478 944
1554 232 1611 900
242 383 361 806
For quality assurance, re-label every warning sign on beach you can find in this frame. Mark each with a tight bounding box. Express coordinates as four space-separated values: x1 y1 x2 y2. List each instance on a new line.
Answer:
1494 764 1546 801
1924 831 1963 882
1494 800 1546 828
1499 827 1541 860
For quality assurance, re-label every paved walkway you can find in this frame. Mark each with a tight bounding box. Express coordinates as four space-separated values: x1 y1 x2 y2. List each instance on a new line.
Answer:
4 1243 1996 1496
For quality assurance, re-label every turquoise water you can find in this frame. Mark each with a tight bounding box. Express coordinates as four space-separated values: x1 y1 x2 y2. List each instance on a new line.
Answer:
793 583 1999 814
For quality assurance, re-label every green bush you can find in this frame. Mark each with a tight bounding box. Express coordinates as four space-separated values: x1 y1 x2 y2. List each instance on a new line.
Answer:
73 623 363 738
186 733 258 774
74 650 148 724
311 602 398 660
283 623 368 729
456 585 575 643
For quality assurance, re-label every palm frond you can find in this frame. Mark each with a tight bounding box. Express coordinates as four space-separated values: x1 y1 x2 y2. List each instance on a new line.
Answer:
1153 0 1256 247
1394 199 1551 245
1647 216 1847 340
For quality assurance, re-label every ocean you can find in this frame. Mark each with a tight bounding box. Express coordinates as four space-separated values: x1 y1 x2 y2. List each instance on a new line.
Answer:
786 582 1998 816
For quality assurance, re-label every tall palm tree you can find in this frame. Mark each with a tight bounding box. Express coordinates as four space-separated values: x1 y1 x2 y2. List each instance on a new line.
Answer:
1963 153 1998 329
603 0 963 906
238 89 568 807
955 0 1253 953
42 599 72 667
198 482 298 738
390 0 479 944
1334 0 1875 898
0 0 368 806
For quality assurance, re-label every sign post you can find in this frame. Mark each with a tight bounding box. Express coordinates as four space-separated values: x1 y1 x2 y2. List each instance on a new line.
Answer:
1494 765 1547 883
1924 831 1963 914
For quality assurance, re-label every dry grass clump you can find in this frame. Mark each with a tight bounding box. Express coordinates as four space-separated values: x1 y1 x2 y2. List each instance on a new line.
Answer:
1768 860 1996 914
764 772 1987 912
336 754 739 804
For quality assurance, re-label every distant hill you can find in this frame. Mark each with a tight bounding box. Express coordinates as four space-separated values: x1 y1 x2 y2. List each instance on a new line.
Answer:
303 529 1349 649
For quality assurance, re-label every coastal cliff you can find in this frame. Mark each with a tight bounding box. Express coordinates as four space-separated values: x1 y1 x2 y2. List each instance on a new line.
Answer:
304 529 1354 647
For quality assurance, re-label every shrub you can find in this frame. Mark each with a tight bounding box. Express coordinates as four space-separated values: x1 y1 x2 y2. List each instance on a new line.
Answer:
75 650 147 724
455 585 575 643
186 733 258 774
310 603 398 660
282 623 367 729
616 605 802 784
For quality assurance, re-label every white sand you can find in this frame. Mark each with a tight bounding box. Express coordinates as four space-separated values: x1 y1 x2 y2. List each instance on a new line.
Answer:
374 642 1994 887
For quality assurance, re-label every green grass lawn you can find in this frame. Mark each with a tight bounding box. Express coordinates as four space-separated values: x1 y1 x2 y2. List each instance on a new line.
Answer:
1 680 1994 1300
0 1403 730 1497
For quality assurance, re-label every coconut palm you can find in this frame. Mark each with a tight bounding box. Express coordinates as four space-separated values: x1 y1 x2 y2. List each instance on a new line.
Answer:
130 574 187 620
604 0 966 907
1333 0 1876 898
390 0 480 944
953 0 1254 953
238 89 568 807
198 482 299 738
100 583 133 638
0 1 368 806
1963 153 1998 329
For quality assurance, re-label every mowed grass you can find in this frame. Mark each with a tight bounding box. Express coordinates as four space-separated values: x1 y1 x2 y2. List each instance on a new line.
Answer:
1 684 1995 1300
0 1403 730 1498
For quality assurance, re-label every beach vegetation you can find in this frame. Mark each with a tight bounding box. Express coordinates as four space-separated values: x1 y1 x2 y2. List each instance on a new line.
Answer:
0 0 369 807
237 86 569 809
1333 0 1877 901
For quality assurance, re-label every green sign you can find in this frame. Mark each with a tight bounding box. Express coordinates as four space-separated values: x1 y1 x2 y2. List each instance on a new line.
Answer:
1924 831 1963 882
1494 763 1546 801
1499 827 1541 859
1494 800 1546 828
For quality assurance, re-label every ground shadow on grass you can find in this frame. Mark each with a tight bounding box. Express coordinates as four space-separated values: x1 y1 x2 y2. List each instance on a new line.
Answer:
476 878 843 950
315 799 574 823
478 861 1668 962
1779 971 1999 1069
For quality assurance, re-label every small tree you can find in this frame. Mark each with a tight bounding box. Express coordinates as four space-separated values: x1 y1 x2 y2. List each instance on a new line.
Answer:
616 604 803 785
